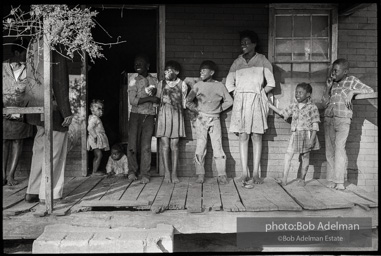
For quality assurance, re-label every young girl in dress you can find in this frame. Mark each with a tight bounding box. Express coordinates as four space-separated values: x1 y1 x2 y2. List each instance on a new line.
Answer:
87 99 110 176
225 30 276 188
156 61 187 183
268 83 321 186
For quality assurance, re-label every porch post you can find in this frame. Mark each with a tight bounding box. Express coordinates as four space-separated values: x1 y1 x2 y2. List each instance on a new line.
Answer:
43 19 54 213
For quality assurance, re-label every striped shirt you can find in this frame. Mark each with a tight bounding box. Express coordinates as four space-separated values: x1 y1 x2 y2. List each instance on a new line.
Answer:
324 76 374 118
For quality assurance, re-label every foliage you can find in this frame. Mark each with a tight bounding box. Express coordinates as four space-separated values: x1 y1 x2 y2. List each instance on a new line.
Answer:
3 5 125 63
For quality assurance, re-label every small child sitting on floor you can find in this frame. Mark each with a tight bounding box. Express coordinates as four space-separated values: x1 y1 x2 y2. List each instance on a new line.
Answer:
268 83 320 186
106 144 129 178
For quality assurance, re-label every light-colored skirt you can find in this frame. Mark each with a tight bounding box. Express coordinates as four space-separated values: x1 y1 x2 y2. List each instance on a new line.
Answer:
156 103 185 138
229 90 269 134
286 130 321 154
87 132 110 151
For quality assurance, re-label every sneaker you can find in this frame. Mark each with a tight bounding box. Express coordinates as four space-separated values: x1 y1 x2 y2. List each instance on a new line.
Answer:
25 193 39 203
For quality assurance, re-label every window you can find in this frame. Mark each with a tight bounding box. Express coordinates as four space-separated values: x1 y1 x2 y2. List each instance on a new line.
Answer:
268 5 338 109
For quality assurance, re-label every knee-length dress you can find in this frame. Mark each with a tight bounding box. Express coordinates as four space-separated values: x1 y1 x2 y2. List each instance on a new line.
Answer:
3 60 33 140
225 53 276 134
155 78 187 138
87 114 110 151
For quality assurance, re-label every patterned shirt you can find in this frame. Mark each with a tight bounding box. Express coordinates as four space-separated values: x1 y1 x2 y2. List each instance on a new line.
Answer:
128 74 158 115
106 154 129 175
324 75 374 118
281 98 320 132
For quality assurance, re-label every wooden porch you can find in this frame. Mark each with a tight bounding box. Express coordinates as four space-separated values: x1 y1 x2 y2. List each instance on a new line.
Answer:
3 175 378 240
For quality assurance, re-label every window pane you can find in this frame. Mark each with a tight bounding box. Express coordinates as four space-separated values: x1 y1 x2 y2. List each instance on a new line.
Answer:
311 63 329 82
292 63 309 80
312 39 329 60
293 40 311 61
276 16 292 37
294 16 311 37
275 39 292 61
274 63 292 79
312 16 328 37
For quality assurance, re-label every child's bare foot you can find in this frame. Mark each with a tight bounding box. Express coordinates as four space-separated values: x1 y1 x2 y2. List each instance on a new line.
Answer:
242 179 254 189
141 176 150 184
196 174 204 183
326 181 336 188
127 173 137 181
6 177 19 186
171 174 179 184
92 171 105 176
218 175 228 185
334 183 345 190
252 176 263 184
235 175 248 183
164 175 171 183
275 178 287 186
296 179 306 187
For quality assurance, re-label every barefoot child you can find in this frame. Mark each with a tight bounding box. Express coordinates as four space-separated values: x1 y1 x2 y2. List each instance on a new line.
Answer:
321 58 374 190
186 60 233 184
156 61 187 183
106 144 128 178
268 83 320 186
87 99 110 176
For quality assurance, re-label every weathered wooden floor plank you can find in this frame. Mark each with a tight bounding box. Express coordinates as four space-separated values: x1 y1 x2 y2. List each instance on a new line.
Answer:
234 178 278 211
4 177 77 216
317 179 377 209
168 177 189 210
219 178 245 212
186 178 202 213
260 177 302 211
303 179 354 209
136 177 163 210
3 177 29 198
120 179 146 201
100 177 133 201
49 176 104 216
282 182 327 210
150 180 175 213
202 177 222 211
345 183 378 205
3 187 27 210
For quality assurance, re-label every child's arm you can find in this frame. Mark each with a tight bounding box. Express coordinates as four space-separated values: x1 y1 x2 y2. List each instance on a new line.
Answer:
87 116 98 140
267 101 283 117
105 157 114 177
185 87 198 113
321 77 333 107
345 77 375 110
182 81 188 109
221 83 233 111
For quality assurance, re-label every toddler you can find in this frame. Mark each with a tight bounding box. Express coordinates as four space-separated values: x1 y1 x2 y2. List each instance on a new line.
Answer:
268 83 320 186
87 99 110 176
106 144 129 178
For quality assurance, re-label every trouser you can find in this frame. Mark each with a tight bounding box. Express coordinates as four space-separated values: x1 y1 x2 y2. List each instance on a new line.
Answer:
194 113 226 176
324 116 351 184
27 126 68 200
127 113 155 178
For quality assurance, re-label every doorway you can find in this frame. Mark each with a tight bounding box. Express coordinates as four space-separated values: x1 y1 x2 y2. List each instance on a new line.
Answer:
87 6 159 175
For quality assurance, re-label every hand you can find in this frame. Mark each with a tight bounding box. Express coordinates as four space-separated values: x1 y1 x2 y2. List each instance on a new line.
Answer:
62 115 73 127
106 172 115 178
307 138 315 150
151 96 160 104
3 114 12 120
345 91 354 110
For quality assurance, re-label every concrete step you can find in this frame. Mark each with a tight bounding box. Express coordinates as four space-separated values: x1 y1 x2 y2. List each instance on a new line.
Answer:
32 223 173 253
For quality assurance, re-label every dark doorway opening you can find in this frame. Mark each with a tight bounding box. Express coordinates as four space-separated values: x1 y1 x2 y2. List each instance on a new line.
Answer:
88 7 157 174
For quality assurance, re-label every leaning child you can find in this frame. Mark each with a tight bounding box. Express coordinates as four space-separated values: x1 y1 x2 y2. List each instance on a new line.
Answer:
268 83 320 186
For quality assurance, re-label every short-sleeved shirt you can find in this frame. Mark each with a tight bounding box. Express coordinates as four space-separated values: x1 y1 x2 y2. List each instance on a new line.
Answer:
106 154 129 175
128 74 158 115
324 75 374 118
281 98 320 132
225 53 276 94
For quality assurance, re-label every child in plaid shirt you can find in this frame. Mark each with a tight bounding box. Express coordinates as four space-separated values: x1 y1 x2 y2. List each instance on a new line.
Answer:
322 58 374 190
268 83 320 186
